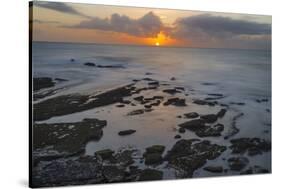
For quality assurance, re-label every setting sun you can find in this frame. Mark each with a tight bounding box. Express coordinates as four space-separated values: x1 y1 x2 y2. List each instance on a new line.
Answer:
155 42 160 46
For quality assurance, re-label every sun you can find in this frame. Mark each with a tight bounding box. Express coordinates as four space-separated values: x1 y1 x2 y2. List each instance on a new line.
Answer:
155 42 160 46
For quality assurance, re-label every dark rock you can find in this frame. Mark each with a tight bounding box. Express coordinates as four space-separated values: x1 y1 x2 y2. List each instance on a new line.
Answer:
184 112 199 119
33 77 55 91
224 113 244 140
178 127 186 133
217 109 227 118
145 145 165 154
34 84 136 121
170 77 176 81
178 119 206 131
193 99 208 105
84 62 96 67
227 157 249 171
116 104 125 108
200 114 218 123
163 89 180 95
208 93 223 97
144 104 152 109
127 109 145 116
97 64 124 68
33 118 106 154
70 58 75 62
134 96 144 101
143 78 154 81
145 72 153 75
148 81 159 86
174 135 181 139
195 124 224 137
95 149 114 160
204 166 223 173
201 82 216 86
165 139 226 177
118 129 136 136
230 102 245 105
229 138 271 156
138 169 163 181
144 153 163 165
103 165 125 182
54 78 68 82
240 165 269 175
163 98 186 106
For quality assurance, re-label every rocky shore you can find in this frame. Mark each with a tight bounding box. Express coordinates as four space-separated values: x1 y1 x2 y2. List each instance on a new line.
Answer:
32 74 271 187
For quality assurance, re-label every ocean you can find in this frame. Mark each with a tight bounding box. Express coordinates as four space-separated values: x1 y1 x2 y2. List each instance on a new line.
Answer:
32 41 271 178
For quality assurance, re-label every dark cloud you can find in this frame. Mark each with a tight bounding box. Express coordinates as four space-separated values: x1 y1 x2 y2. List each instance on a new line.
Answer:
171 14 271 49
68 12 167 37
172 14 271 38
34 2 91 18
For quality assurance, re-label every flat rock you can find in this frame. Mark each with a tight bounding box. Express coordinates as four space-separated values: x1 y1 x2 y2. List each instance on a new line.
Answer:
118 129 136 136
203 166 223 173
138 169 163 181
184 112 199 119
228 157 249 171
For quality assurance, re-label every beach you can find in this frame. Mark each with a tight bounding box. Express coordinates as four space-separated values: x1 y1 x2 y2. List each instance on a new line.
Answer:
31 42 271 187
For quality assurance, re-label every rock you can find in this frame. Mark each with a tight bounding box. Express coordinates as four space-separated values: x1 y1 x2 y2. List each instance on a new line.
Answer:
33 77 55 91
162 89 180 95
207 93 223 97
229 138 271 156
95 149 114 160
193 99 208 105
200 114 218 123
34 84 137 121
143 78 154 81
227 157 249 171
178 127 186 133
116 104 125 108
127 109 145 116
145 72 153 75
203 166 223 173
143 145 165 165
148 81 159 86
195 124 224 137
103 165 125 182
144 104 152 109
174 135 181 139
70 58 75 62
170 77 176 81
184 112 199 119
230 102 245 105
163 98 186 106
54 78 68 82
134 96 144 102
84 62 96 67
33 118 106 154
178 119 205 131
145 145 165 154
97 64 124 68
165 139 226 177
217 109 227 118
138 169 163 181
31 158 103 187
118 129 136 136
240 165 269 175
144 153 163 165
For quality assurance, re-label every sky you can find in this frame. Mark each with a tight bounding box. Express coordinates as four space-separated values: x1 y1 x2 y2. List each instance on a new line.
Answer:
30 1 272 50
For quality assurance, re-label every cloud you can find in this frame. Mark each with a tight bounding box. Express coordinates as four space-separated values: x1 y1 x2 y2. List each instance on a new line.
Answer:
172 14 271 38
170 14 271 49
34 2 91 18
68 12 167 37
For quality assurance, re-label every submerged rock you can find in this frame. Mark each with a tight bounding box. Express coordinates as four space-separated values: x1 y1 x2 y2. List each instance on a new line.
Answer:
229 138 271 156
127 109 145 116
118 129 136 136
240 165 269 175
217 108 227 118
163 98 186 106
162 89 180 95
33 77 55 91
200 114 218 123
184 112 199 119
95 149 114 160
203 166 223 173
227 157 249 171
138 169 163 181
